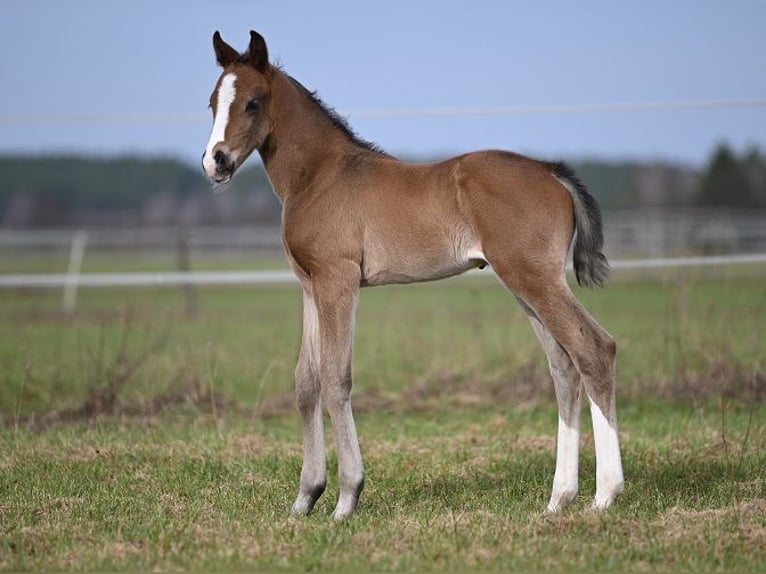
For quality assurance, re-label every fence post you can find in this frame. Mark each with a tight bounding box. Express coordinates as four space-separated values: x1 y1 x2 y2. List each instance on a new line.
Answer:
63 230 88 314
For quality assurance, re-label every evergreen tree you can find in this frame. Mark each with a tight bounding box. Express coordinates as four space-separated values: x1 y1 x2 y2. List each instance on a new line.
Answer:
697 143 755 207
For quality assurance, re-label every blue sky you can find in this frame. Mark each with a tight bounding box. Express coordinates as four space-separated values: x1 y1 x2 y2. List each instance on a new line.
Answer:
1 0 764 167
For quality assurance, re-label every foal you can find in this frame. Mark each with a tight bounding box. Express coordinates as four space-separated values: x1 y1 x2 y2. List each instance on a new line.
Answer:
202 31 624 519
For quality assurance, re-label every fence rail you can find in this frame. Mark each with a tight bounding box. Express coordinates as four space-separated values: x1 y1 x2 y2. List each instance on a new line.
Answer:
2 253 765 289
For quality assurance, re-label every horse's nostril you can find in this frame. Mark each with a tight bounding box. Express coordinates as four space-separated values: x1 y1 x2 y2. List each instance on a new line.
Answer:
214 150 227 166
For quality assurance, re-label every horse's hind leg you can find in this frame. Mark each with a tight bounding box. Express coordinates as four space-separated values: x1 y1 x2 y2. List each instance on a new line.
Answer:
516 296 582 512
498 267 624 509
525 281 622 509
291 288 327 515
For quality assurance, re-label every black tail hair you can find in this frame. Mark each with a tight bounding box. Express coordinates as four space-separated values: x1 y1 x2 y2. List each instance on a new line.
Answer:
551 161 610 287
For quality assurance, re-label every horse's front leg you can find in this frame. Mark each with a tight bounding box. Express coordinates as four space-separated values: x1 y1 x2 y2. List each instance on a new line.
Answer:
313 264 365 520
291 288 327 515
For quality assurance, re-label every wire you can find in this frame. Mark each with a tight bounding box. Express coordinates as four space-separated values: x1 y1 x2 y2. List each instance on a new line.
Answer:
345 98 766 119
1 98 764 125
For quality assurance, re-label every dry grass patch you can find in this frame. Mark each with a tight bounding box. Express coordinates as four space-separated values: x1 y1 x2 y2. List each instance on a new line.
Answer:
660 498 766 550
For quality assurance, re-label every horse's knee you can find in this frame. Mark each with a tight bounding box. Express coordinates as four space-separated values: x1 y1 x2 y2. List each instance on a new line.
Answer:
322 390 350 417
295 365 320 415
320 372 352 410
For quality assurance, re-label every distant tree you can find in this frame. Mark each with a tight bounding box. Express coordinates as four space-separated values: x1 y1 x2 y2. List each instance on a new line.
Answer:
696 143 764 208
571 160 698 208
0 155 280 227
742 146 766 207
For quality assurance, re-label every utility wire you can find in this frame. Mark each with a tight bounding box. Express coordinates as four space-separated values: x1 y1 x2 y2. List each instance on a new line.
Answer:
1 98 765 125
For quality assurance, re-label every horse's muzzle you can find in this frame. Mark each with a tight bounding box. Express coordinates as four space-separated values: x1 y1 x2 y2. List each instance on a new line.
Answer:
202 145 236 186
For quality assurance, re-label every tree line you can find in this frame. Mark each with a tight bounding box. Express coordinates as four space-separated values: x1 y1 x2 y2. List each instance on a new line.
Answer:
0 143 764 227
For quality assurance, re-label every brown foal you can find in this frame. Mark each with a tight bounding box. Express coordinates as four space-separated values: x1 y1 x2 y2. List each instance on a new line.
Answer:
202 31 624 519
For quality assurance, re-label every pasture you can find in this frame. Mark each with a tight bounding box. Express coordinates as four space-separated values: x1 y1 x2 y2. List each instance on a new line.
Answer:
1 265 764 570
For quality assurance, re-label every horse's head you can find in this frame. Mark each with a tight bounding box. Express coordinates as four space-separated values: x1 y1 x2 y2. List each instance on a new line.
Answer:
202 30 272 190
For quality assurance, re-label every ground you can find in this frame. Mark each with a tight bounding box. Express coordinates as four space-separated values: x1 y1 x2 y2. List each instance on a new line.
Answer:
0 263 764 570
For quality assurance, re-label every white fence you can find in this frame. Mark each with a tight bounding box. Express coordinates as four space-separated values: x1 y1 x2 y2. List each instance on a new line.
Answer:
3 218 765 313
2 252 765 316
2 210 766 298
604 209 766 256
2 253 766 290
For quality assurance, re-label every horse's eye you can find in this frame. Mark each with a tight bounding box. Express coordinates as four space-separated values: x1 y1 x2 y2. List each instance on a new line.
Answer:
246 99 261 112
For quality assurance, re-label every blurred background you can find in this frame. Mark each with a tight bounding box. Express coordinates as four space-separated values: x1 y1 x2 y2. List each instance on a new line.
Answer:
1 0 766 275
0 0 763 467
2 6 764 565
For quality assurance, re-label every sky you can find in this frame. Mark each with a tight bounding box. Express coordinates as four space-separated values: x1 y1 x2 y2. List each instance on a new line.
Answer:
1 0 765 168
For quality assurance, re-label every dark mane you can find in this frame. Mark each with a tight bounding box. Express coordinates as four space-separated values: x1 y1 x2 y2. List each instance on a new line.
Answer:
283 72 389 157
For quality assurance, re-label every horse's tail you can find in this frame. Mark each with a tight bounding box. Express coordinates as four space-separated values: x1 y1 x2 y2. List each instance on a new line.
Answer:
551 161 610 287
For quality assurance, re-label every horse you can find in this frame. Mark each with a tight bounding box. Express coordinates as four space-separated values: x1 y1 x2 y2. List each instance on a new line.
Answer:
202 30 624 520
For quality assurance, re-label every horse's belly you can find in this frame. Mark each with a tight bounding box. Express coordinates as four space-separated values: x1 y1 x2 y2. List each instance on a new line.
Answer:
360 240 487 287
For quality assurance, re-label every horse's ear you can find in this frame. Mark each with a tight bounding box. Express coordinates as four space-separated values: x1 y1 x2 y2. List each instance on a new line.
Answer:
213 31 238 68
248 30 269 73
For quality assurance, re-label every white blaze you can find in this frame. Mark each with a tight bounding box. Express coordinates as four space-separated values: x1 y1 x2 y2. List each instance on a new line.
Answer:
203 73 237 178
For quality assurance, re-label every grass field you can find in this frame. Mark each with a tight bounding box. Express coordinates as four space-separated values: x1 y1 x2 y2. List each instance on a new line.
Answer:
1 265 764 570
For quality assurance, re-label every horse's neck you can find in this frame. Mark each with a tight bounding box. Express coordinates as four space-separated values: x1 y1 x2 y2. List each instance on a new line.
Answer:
259 71 349 202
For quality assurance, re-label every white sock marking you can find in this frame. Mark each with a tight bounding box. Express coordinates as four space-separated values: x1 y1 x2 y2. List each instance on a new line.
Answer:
590 398 624 508
203 73 237 178
548 414 580 512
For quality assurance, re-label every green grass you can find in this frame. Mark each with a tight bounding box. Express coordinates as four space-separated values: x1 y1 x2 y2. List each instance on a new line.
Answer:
1 403 763 570
1 269 763 418
0 266 764 570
